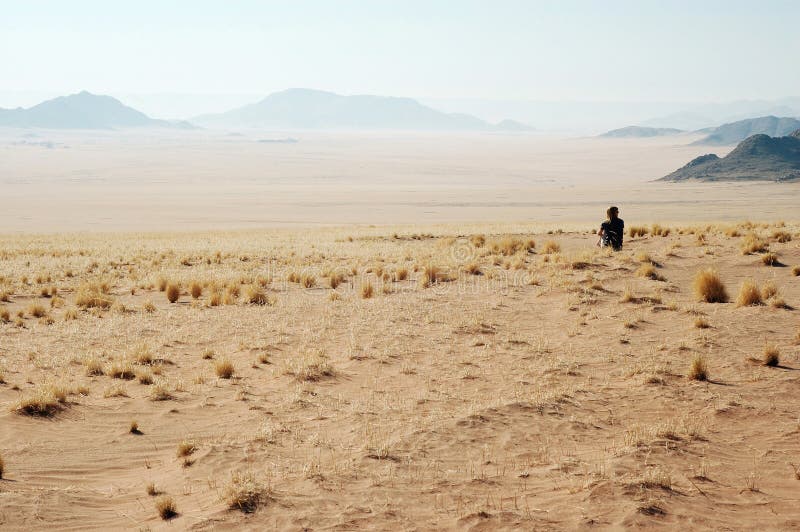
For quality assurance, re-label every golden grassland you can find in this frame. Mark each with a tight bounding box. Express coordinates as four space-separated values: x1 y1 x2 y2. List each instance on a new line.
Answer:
0 220 799 530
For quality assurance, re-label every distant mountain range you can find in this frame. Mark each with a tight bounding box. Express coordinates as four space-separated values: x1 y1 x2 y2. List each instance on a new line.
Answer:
660 129 800 182
600 126 684 138
691 116 800 145
600 115 800 145
191 88 533 131
0 91 194 129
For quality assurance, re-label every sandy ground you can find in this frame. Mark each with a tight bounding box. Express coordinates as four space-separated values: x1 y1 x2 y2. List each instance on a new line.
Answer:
3 130 800 231
0 222 799 530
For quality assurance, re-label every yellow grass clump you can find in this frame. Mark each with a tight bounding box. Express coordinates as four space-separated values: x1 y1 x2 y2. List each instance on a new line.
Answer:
75 283 113 309
190 281 203 299
792 265 800 276
763 343 780 367
688 356 708 381
215 358 235 379
735 279 762 307
361 282 374 299
628 226 648 237
761 252 779 266
13 384 68 417
394 267 408 281
222 470 267 513
693 269 728 303
741 233 769 255
155 495 177 520
245 285 269 305
694 317 710 329
166 283 181 303
541 240 561 254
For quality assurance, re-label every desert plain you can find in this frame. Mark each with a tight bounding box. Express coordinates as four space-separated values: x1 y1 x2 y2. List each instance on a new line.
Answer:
1 132 800 530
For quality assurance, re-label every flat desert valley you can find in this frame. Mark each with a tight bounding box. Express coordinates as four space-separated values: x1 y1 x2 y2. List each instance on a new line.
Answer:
1 132 800 530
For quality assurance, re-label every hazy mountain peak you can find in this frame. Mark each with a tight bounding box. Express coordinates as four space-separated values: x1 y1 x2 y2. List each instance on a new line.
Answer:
193 88 527 131
0 91 194 129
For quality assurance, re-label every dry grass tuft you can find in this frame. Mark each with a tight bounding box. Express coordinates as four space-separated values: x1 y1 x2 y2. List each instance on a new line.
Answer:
129 420 141 434
190 281 203 299
13 384 68 416
284 350 335 382
635 263 664 281
629 226 648 238
215 358 235 379
693 269 728 303
760 280 778 300
694 317 710 329
741 233 769 255
541 240 561 254
166 283 181 303
222 470 267 513
108 361 135 380
300 274 316 288
736 279 763 307
149 382 173 400
143 300 156 313
763 343 780 367
75 283 113 309
245 285 269 305
84 357 104 376
176 440 197 457
791 265 800 277
688 356 708 381
145 482 159 496
772 230 792 243
761 252 780 266
328 272 344 289
0 453 4 479
394 267 408 281
155 495 178 520
361 281 374 299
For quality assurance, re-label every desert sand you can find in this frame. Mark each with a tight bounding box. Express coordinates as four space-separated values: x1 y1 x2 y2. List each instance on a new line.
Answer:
0 221 799 530
3 130 800 231
1 132 800 530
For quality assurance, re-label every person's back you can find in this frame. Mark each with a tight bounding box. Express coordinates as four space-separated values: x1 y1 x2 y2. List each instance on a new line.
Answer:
599 206 624 250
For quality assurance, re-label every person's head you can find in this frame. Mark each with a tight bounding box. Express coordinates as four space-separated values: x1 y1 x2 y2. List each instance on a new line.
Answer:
607 206 619 220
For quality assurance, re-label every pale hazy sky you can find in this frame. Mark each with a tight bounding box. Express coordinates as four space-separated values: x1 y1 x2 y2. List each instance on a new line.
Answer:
1 0 798 107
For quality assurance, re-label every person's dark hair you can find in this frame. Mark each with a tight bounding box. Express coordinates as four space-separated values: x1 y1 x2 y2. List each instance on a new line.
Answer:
607 206 619 220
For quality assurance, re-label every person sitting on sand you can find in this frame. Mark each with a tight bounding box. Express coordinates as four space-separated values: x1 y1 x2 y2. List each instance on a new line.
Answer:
597 206 624 250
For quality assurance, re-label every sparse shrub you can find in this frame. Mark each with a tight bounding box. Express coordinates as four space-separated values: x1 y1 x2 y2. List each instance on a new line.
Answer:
772 230 792 243
394 267 408 281
155 495 178 520
735 279 762 307
763 343 780 367
741 233 769 255
166 283 180 303
143 300 156 313
84 357 104 376
761 280 778 300
688 356 708 381
328 272 344 289
149 382 173 400
464 262 482 275
761 252 779 266
177 440 197 457
75 283 113 309
246 285 268 305
13 384 68 416
215 358 235 379
541 240 561 254
693 269 728 303
636 263 663 281
27 304 47 318
629 226 648 237
108 361 135 380
222 470 267 513
190 281 203 299
361 282 374 299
